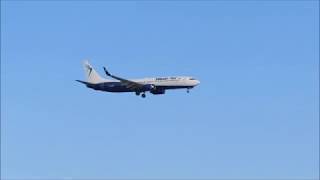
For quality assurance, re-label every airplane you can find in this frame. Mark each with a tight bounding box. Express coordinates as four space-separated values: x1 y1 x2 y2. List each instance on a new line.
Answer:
76 61 200 98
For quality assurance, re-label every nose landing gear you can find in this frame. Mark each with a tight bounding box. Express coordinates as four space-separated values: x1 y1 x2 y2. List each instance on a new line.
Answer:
187 88 190 93
141 93 146 98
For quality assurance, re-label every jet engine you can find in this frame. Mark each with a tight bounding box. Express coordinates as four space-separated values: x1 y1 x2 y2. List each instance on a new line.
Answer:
142 84 156 91
151 89 165 95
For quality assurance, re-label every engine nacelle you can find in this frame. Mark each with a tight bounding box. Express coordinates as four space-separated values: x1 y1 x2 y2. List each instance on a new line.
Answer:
151 89 165 95
142 84 156 91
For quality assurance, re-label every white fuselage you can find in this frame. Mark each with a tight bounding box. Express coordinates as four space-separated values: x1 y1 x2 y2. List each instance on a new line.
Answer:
102 76 200 87
134 76 200 87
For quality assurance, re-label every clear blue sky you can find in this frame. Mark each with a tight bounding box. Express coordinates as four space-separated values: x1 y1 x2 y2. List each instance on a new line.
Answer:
1 1 319 179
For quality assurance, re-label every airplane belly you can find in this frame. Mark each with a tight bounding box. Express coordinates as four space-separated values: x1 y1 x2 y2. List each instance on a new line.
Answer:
101 82 132 92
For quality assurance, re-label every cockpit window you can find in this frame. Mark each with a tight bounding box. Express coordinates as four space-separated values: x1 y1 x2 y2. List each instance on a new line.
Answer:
189 78 196 80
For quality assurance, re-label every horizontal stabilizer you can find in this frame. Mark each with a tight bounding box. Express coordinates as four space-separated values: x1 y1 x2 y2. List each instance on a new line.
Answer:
76 80 91 85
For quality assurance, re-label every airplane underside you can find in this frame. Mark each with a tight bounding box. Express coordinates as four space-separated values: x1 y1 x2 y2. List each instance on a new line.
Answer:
88 83 194 93
85 83 194 98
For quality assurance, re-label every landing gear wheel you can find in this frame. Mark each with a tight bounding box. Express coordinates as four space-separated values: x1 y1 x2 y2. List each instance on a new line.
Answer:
135 92 141 96
187 88 190 93
141 93 146 98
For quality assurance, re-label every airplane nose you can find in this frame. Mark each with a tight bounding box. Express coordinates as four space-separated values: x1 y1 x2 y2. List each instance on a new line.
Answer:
195 80 200 86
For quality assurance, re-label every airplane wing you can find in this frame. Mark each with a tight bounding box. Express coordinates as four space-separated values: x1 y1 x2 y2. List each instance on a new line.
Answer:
103 67 145 91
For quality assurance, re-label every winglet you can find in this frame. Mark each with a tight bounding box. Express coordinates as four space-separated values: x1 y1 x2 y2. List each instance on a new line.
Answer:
103 67 111 76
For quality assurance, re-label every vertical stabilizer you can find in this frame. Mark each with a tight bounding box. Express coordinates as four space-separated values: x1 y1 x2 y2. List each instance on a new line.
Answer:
83 60 104 84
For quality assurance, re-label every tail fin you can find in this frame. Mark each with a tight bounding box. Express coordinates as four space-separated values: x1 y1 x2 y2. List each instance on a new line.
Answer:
83 60 104 84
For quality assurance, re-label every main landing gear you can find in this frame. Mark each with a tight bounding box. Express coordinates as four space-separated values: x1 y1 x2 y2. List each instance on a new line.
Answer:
187 88 190 93
136 91 146 98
